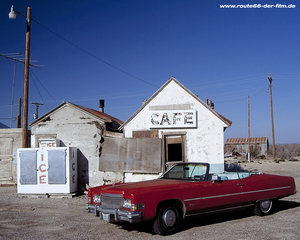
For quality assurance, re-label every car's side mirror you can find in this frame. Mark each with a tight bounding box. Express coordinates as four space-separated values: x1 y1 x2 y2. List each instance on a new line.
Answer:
211 175 222 183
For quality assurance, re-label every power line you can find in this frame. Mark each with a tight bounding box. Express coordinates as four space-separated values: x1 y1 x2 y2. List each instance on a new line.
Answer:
0 53 42 68
31 18 158 88
10 60 16 127
0 117 17 120
30 72 44 102
30 70 56 100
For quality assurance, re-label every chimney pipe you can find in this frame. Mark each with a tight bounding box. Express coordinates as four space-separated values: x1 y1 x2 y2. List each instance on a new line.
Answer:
99 99 105 112
207 98 214 109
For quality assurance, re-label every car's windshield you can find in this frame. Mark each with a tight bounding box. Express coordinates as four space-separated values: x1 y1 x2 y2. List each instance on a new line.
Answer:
162 163 208 181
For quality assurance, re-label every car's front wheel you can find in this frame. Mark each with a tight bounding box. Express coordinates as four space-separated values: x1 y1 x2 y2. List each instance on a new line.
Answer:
254 199 273 216
153 204 181 235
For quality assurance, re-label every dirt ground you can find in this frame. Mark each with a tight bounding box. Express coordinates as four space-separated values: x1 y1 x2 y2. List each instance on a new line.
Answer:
0 160 300 240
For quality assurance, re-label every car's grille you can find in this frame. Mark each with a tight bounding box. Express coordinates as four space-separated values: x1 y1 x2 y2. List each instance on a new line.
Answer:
101 194 123 208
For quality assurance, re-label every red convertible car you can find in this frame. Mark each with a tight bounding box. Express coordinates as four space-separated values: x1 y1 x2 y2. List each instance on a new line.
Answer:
86 162 296 235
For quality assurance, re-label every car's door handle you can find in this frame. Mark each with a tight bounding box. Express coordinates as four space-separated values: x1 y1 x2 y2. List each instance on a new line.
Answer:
237 183 244 186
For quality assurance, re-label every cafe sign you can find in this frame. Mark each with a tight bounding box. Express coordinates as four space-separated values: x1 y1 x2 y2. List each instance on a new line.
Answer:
148 110 197 128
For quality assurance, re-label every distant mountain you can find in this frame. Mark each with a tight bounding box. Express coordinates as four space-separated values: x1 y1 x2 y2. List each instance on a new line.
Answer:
0 122 9 129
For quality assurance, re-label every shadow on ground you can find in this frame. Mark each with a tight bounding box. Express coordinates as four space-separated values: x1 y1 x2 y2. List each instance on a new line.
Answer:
116 199 300 235
273 200 300 213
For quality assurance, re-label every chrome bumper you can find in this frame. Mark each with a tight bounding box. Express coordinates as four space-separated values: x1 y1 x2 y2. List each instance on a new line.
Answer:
86 204 142 223
98 205 142 223
86 204 96 212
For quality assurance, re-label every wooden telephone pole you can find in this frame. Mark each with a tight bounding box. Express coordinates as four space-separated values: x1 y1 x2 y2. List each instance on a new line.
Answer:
16 97 22 128
268 74 276 159
248 96 251 161
31 102 43 119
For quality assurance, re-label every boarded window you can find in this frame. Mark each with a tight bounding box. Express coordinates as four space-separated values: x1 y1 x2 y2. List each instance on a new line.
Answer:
100 137 162 173
132 130 158 138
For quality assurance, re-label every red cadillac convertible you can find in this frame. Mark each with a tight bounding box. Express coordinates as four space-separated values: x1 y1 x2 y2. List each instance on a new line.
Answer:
86 162 296 235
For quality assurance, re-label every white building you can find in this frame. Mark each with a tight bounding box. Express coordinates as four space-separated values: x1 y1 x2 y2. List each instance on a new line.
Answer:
29 78 231 188
119 77 231 178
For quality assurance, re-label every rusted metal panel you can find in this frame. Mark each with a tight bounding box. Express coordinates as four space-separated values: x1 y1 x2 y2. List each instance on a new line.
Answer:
226 137 268 145
100 137 162 173
225 137 269 156
132 130 158 138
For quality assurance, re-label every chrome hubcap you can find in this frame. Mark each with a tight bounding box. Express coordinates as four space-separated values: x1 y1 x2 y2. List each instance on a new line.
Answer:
163 209 176 227
260 200 272 212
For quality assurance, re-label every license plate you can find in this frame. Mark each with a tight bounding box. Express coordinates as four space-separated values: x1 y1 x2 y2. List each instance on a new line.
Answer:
102 213 110 221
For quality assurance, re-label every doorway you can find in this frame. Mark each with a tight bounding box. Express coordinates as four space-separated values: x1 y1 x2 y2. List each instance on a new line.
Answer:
164 134 185 171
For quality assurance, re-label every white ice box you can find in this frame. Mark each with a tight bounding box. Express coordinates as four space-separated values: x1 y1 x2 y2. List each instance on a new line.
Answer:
17 147 77 194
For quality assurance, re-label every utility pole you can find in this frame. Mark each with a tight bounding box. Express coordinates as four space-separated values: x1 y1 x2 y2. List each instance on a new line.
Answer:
268 74 276 159
22 6 31 148
16 97 22 128
248 96 251 162
31 102 43 119
9 6 32 147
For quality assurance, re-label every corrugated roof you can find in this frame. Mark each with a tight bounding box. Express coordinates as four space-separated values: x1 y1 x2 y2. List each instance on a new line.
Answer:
225 137 268 145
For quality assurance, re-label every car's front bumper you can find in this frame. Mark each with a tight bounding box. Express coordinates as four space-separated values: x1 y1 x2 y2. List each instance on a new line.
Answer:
86 204 142 223
85 203 95 212
98 206 142 223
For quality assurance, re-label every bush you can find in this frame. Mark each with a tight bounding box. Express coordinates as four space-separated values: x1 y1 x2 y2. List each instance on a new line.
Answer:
269 144 300 160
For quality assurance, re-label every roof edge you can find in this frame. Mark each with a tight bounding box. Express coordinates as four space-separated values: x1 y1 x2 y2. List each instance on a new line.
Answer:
30 101 123 127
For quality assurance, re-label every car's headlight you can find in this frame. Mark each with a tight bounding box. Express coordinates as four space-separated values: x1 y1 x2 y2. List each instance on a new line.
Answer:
93 194 101 203
122 198 132 209
122 198 145 211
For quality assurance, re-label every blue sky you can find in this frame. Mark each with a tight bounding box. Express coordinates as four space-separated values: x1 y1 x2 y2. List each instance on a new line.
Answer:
0 0 299 143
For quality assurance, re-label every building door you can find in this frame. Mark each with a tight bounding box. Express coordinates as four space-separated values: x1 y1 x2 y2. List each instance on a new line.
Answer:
164 134 185 171
0 138 14 183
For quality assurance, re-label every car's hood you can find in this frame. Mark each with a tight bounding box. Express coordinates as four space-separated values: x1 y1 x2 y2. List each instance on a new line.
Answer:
100 178 189 195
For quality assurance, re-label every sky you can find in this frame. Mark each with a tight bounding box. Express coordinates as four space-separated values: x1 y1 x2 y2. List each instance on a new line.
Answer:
0 0 299 144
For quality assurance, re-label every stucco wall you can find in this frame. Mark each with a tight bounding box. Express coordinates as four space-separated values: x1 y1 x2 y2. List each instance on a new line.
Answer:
124 80 227 172
31 105 123 188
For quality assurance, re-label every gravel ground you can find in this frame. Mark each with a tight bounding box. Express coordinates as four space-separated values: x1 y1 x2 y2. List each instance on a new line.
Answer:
0 160 299 240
